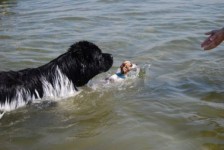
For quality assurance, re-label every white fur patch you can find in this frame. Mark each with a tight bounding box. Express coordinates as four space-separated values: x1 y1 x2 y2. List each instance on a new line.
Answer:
0 67 78 112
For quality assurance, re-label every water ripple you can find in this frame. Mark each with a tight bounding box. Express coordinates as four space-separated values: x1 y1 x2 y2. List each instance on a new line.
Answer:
1 0 224 149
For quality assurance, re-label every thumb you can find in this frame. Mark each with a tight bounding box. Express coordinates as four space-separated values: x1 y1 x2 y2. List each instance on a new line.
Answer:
205 31 213 35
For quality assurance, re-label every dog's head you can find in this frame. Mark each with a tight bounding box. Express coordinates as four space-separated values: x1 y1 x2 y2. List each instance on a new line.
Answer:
120 61 137 74
58 41 113 86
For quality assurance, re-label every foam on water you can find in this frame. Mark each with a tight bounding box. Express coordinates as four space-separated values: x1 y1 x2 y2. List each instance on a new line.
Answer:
0 111 5 119
87 64 150 91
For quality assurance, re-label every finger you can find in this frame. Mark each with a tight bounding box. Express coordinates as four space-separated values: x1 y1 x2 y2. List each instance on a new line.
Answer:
201 34 218 47
209 34 218 41
201 37 212 47
204 37 224 50
205 31 213 35
205 29 218 35
204 42 217 50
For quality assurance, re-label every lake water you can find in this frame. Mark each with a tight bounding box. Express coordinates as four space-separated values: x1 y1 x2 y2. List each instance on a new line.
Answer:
0 0 224 149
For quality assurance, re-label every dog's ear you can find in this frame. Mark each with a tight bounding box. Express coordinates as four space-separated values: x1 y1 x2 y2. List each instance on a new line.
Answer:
68 41 103 63
120 63 125 69
68 42 82 53
68 41 101 54
67 42 87 61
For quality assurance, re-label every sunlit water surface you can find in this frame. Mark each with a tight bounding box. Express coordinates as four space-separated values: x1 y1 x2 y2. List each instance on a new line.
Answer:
0 0 224 150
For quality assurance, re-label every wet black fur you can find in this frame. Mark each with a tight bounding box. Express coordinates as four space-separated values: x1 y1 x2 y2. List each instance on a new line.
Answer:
0 41 113 107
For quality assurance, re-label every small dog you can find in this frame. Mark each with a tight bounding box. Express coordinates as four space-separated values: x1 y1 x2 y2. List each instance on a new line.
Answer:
106 61 137 82
0 41 113 112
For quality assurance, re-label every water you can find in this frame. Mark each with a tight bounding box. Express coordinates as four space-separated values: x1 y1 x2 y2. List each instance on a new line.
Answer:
0 0 224 149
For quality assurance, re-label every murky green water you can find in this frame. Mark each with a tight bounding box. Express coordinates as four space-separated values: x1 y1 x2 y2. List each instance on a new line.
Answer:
0 0 224 149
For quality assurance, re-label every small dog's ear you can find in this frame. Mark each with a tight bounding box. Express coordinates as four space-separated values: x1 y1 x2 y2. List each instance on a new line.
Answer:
120 63 125 68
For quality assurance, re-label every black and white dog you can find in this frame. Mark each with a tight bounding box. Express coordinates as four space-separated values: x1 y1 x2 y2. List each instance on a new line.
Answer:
0 41 113 112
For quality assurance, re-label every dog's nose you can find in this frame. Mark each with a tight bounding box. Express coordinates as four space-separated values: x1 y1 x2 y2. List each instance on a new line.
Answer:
107 54 113 60
106 53 112 57
103 53 113 62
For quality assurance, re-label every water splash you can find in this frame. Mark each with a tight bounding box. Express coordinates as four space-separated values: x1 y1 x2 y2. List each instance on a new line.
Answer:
87 64 150 91
0 111 5 119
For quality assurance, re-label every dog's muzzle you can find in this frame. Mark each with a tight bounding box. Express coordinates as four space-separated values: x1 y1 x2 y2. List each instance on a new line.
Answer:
102 53 113 72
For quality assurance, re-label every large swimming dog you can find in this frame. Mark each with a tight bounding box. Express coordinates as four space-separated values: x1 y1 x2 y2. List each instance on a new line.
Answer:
0 41 113 112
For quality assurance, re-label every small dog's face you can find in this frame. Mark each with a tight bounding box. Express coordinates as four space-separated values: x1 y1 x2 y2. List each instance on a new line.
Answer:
120 61 136 74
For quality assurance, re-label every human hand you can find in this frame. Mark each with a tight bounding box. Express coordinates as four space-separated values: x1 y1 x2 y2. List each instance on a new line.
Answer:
201 28 224 50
